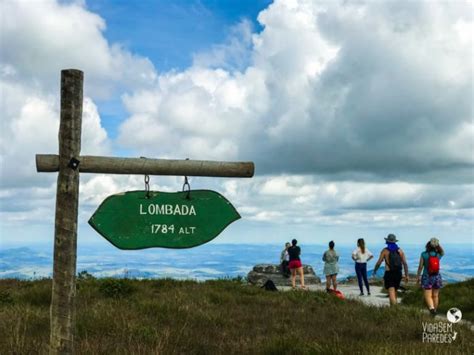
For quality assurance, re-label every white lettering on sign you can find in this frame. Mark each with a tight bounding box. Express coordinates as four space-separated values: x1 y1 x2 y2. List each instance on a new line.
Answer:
151 224 196 235
179 227 196 234
140 204 196 216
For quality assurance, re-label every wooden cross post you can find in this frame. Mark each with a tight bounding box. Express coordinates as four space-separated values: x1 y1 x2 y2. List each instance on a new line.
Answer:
36 69 254 354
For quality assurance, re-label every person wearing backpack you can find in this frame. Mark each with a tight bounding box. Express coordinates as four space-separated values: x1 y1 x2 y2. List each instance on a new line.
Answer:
416 238 444 316
373 234 409 306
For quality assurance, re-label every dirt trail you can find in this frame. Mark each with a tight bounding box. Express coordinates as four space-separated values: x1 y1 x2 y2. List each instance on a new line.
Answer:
278 284 474 331
278 284 396 307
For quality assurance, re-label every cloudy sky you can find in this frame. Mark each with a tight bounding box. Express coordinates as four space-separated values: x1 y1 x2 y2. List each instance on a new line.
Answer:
0 0 472 250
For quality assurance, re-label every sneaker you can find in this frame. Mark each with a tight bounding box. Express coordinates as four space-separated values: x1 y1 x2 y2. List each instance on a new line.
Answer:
368 292 371 296
429 308 437 317
359 292 364 296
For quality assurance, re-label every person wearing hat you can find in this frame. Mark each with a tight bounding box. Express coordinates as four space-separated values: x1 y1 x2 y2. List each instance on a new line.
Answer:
373 234 409 306
416 238 445 316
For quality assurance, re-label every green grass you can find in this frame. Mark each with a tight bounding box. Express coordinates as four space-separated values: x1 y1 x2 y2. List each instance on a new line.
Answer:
0 277 472 354
402 278 474 322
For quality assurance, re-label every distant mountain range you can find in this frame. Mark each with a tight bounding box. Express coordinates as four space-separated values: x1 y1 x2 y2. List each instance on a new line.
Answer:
1 244 472 282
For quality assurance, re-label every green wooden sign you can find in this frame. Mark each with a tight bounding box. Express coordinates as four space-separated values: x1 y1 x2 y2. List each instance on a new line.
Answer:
88 190 240 250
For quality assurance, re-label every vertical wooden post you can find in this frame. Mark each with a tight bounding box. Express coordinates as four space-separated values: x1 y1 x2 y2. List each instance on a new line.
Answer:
50 69 83 354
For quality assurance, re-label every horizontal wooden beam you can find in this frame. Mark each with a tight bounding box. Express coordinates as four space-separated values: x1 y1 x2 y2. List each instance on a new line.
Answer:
36 154 254 178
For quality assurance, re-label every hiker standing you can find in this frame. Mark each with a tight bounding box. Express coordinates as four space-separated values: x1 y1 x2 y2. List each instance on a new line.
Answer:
373 234 409 306
323 241 339 292
416 238 444 316
352 238 373 296
288 239 306 289
280 242 291 278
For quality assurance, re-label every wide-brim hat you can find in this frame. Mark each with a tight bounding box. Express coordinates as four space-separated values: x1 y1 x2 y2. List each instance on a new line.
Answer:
430 237 439 247
385 233 398 243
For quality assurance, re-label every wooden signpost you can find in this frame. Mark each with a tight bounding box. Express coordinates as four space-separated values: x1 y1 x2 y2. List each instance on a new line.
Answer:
36 69 254 354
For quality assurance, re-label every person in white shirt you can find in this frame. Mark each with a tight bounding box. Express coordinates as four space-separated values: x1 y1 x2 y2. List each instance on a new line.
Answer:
352 238 374 296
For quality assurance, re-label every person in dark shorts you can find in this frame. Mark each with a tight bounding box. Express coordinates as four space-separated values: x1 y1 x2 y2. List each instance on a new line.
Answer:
288 239 306 290
373 234 409 306
416 238 444 316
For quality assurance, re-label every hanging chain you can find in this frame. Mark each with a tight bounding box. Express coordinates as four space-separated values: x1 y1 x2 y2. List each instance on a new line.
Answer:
141 156 151 198
182 158 191 199
140 156 192 199
144 174 150 198
182 175 191 199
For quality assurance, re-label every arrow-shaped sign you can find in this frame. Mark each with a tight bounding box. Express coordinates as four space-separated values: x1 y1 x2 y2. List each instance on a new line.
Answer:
89 190 240 249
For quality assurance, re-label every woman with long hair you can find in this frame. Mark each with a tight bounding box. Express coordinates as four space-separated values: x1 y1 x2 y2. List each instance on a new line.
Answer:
352 238 374 296
416 238 444 316
323 241 339 292
288 239 306 289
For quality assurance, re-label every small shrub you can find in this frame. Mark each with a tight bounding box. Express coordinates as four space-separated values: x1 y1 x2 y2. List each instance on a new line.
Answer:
232 275 245 282
99 278 136 298
263 336 324 355
0 290 14 305
77 270 95 281
131 325 158 343
17 282 51 307
77 270 97 292
217 275 247 283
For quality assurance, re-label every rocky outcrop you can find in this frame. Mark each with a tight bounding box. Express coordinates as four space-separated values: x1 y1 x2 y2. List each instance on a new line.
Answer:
247 264 321 286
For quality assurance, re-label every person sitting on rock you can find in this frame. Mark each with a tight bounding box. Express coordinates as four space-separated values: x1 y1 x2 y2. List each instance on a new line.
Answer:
288 239 306 290
280 242 291 278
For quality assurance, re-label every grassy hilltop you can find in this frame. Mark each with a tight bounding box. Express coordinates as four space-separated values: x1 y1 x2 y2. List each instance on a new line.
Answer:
0 276 472 354
402 278 474 322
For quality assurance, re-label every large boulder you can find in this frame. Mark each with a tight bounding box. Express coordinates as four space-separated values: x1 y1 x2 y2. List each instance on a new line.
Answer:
247 264 321 286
